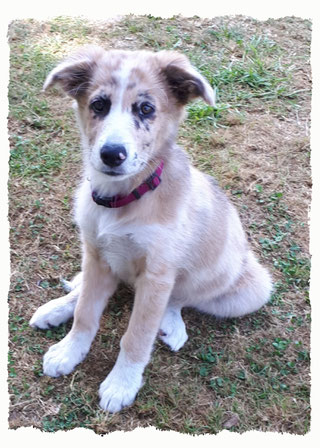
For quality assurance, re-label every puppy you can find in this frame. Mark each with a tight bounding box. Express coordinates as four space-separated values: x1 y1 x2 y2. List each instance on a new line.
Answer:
30 46 272 413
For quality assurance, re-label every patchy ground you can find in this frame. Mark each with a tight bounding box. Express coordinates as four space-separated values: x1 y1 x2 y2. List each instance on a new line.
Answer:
8 15 311 434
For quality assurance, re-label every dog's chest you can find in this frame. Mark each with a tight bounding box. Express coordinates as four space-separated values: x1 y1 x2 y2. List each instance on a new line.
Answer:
75 187 160 282
98 233 145 283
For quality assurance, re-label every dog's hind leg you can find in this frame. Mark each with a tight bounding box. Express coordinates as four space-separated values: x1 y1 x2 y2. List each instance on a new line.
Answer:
158 304 188 351
29 284 80 330
61 271 83 293
196 252 272 319
30 273 84 330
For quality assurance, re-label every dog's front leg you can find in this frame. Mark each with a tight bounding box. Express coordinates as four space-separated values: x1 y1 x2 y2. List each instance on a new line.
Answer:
99 268 175 413
43 241 118 377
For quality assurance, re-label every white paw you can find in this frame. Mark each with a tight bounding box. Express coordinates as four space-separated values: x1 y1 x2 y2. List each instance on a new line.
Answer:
29 293 78 329
61 272 83 292
99 350 144 413
43 332 91 377
159 307 188 351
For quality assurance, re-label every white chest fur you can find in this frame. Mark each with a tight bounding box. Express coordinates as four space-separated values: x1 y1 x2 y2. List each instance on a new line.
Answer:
97 233 145 283
74 179 162 283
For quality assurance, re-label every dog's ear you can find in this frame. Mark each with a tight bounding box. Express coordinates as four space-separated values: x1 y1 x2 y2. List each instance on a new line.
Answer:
157 51 216 106
43 46 105 98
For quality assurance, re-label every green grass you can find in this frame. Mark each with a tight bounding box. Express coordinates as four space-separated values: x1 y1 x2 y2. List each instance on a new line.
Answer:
8 15 311 435
253 190 310 300
10 135 69 178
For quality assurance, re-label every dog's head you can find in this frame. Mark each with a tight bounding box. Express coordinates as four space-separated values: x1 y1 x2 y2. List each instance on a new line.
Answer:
44 46 215 179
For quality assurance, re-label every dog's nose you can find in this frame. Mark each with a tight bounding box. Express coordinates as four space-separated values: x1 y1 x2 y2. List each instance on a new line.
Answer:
100 144 127 168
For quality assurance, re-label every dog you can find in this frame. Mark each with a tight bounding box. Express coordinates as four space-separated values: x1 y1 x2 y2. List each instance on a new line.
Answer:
29 46 272 413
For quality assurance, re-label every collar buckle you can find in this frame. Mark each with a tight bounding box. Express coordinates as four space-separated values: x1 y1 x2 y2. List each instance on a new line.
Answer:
145 172 161 190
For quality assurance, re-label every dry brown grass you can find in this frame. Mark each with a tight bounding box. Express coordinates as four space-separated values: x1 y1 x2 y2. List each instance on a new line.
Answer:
8 15 311 435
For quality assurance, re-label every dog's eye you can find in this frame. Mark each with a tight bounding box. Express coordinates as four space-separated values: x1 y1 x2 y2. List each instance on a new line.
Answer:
140 102 154 116
92 100 104 112
90 98 111 115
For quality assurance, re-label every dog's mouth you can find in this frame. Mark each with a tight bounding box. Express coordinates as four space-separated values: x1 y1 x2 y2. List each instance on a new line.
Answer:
98 168 137 181
104 170 123 177
98 166 127 177
99 161 147 179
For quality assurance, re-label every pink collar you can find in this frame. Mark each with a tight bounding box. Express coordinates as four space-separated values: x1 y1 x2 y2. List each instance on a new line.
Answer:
92 161 164 208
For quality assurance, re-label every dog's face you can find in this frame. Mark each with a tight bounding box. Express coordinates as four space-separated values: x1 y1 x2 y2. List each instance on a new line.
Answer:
44 46 215 179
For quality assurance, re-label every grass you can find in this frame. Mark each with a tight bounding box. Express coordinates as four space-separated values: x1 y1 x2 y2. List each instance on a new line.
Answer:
8 15 311 435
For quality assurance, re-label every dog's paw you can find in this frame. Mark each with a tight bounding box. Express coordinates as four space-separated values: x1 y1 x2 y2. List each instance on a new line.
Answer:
159 307 188 352
159 327 188 352
43 332 90 377
99 372 143 413
99 351 144 413
61 272 83 293
29 295 77 330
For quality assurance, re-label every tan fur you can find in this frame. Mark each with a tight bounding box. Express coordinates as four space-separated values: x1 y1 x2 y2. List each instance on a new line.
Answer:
72 241 117 334
122 267 176 363
31 46 272 412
